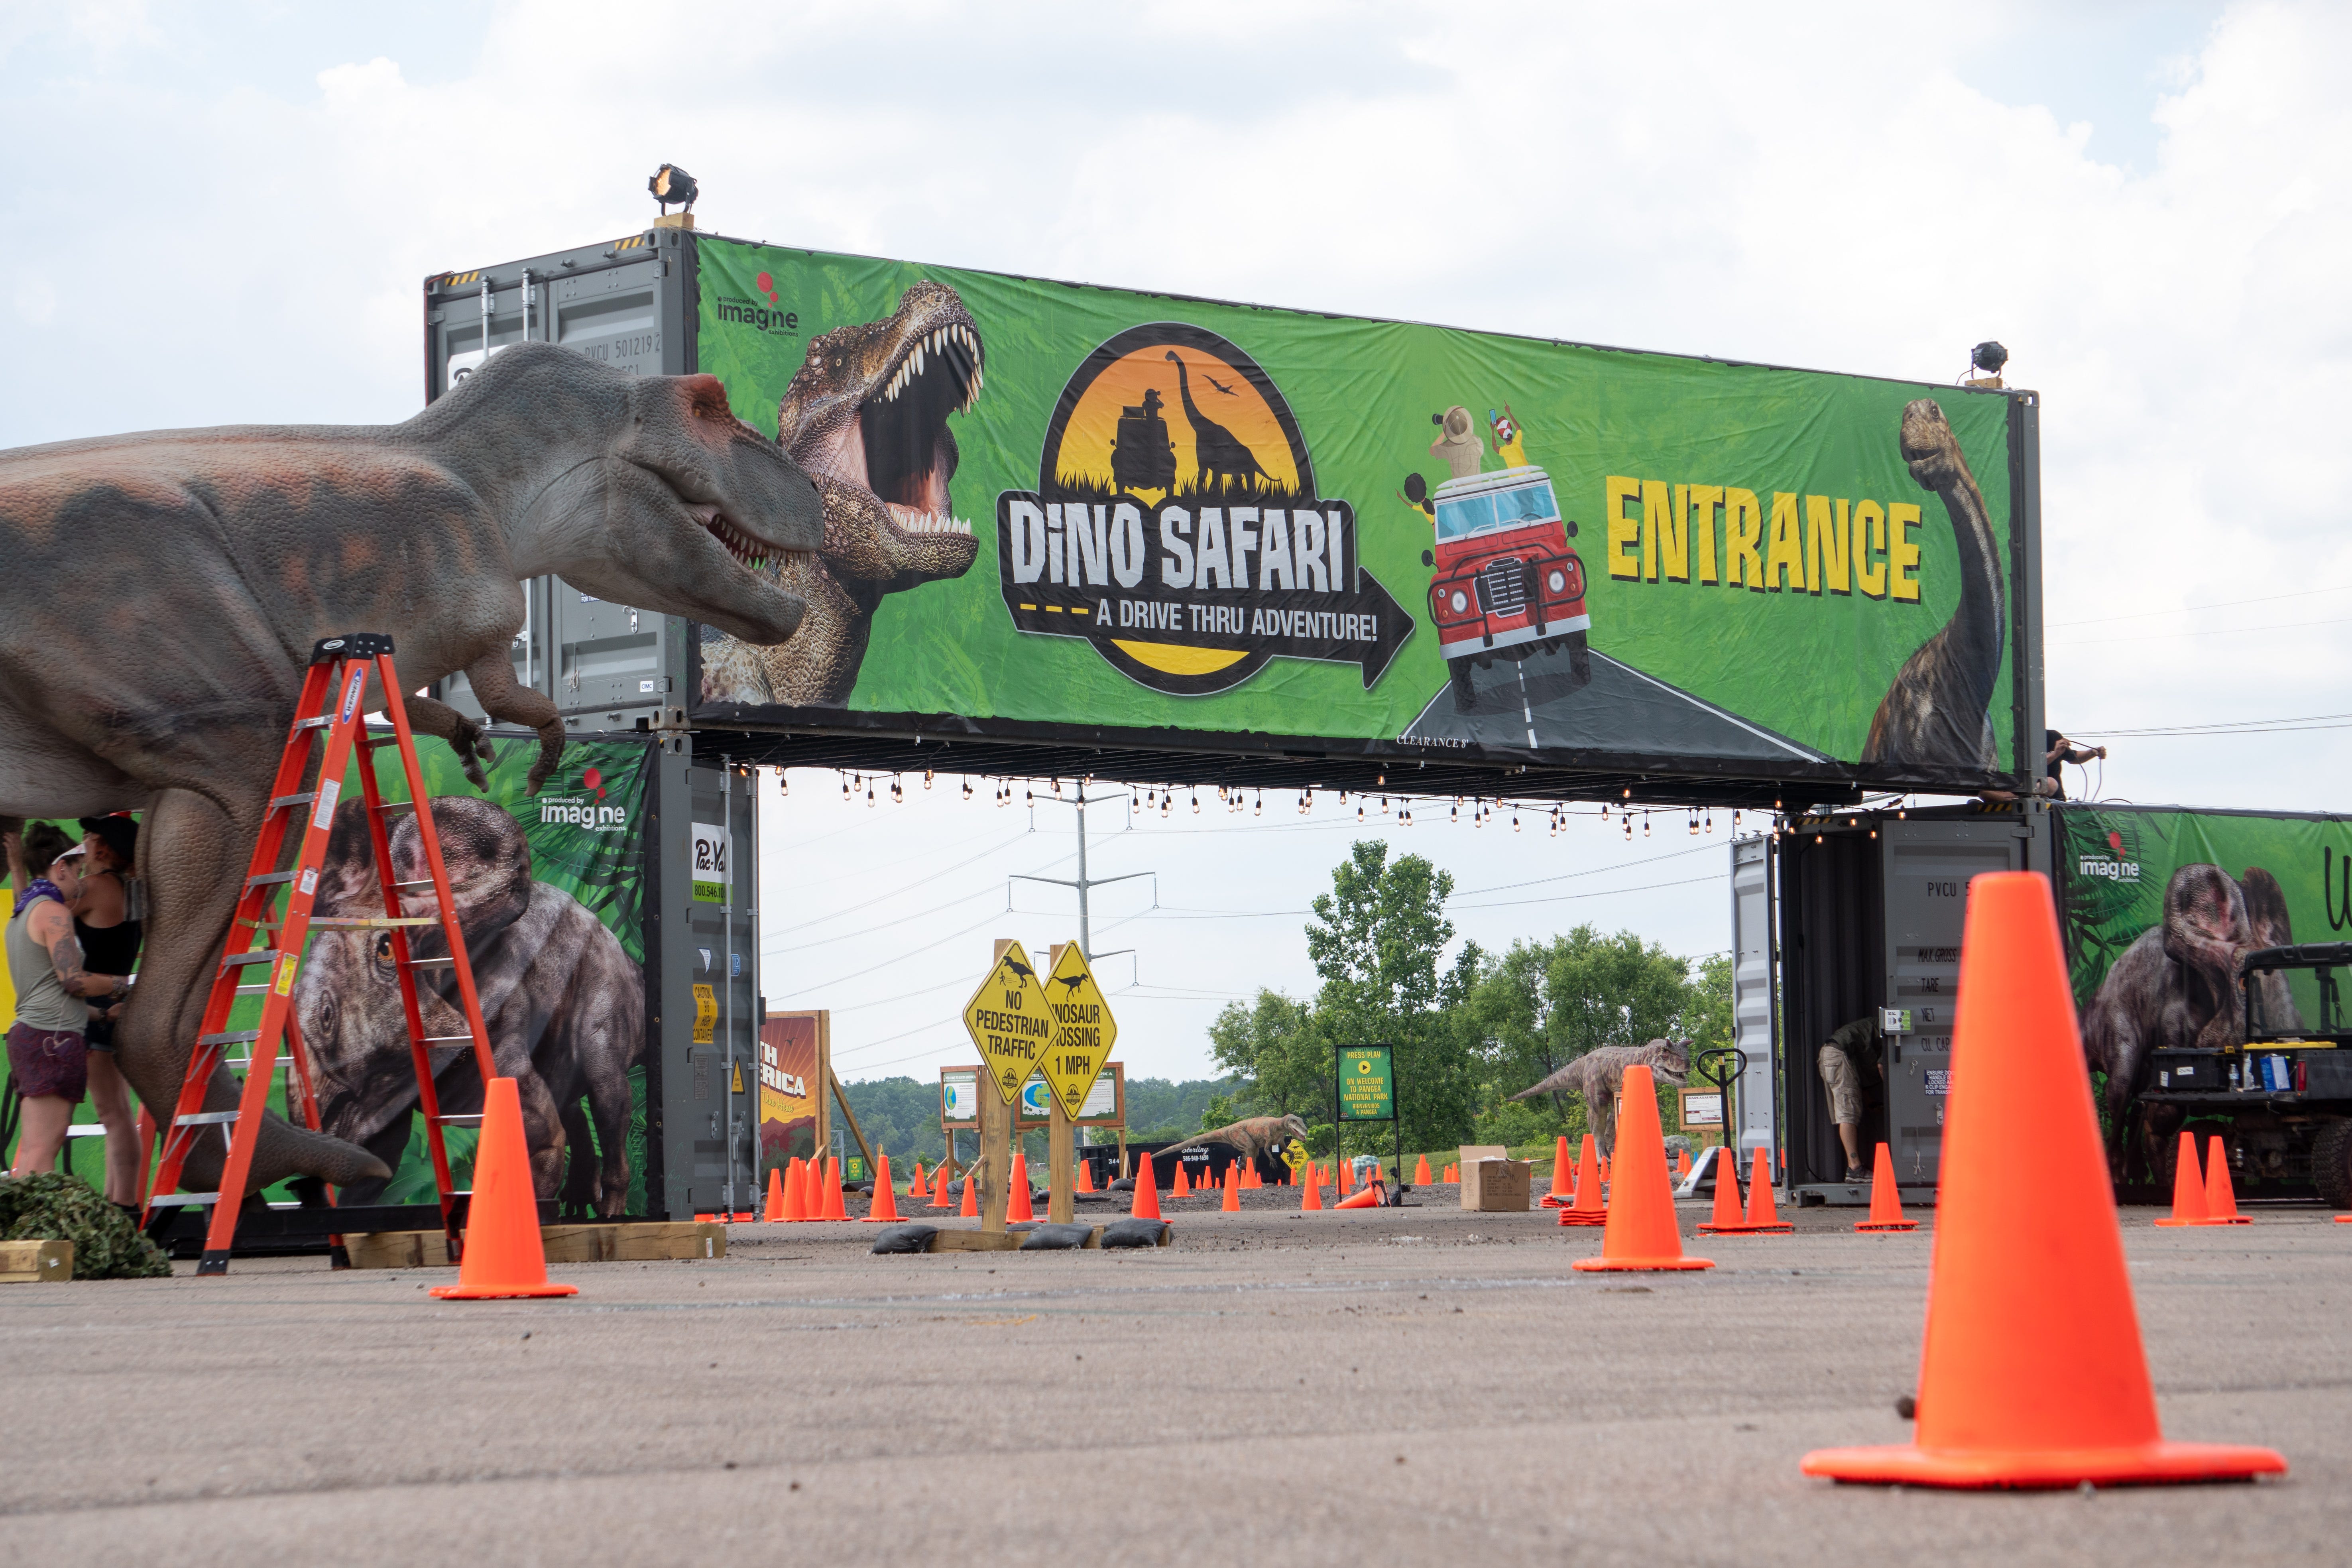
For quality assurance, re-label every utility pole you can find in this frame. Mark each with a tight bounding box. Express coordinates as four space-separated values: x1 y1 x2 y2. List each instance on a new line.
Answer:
1013 782 1152 1154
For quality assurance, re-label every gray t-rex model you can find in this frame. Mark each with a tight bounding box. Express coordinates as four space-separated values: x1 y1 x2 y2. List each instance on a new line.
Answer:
1511 1039 1691 1157
0 344 821 1193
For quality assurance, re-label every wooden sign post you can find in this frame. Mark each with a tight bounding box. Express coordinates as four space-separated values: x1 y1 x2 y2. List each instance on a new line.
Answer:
962 938 1050 1236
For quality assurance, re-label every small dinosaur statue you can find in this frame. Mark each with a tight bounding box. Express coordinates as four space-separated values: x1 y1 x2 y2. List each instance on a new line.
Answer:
0 342 823 1191
1862 399 2006 773
700 282 983 707
1511 1039 1691 1157
1154 1113 1311 1169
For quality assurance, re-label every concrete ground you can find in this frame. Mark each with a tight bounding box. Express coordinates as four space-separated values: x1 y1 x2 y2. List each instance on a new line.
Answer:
4 1193 2343 1566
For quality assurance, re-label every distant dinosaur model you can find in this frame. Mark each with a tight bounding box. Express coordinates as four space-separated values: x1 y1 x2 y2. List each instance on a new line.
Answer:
1164 351 1272 495
1512 1039 1691 1157
0 342 823 1193
1860 399 2006 774
700 283 984 708
1156 1113 1312 1170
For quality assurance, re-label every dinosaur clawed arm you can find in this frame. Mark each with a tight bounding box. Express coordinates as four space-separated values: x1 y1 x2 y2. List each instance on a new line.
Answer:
401 693 498 791
462 651 567 795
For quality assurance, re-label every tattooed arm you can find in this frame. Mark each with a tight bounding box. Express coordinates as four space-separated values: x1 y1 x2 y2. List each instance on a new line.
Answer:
26 900 126 1000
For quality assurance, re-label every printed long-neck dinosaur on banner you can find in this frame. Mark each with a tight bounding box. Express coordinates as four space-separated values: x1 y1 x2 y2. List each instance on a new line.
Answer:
0 343 822 1191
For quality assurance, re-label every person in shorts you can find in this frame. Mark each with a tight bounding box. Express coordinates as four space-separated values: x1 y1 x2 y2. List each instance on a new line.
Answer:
1817 1015 1884 1182
6 823 132 1177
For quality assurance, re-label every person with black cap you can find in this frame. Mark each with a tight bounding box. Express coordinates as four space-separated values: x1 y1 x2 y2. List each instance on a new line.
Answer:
68 814 143 1203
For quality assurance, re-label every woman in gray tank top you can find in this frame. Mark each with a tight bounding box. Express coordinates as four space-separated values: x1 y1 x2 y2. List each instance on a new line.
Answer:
6 823 132 1178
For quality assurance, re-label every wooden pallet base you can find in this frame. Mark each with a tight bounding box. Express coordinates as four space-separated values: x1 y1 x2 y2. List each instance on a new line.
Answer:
344 1222 726 1270
0 1239 73 1282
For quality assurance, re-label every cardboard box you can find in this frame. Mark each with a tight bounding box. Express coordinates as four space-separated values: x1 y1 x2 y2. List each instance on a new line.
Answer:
1461 1158 1531 1211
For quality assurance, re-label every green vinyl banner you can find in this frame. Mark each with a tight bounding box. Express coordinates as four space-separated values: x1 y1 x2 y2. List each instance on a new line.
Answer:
690 236 2028 790
290 732 655 1216
2055 804 2352 1047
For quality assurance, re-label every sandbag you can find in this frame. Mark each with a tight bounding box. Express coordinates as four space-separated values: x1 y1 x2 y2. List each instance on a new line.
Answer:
1019 1222 1092 1250
869 1223 938 1254
1099 1217 1170 1249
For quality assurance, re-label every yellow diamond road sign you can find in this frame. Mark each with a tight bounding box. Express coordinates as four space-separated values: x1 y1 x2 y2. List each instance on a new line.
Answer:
1042 943 1118 1117
962 940 1052 1102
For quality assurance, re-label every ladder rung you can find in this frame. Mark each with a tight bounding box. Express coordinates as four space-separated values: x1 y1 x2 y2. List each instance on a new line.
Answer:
389 878 437 889
175 1112 239 1127
234 984 271 994
157 1192 222 1206
245 871 297 888
438 1114 484 1126
421 1034 478 1043
310 916 438 929
292 715 331 730
222 1058 293 1072
406 956 455 968
198 1031 260 1047
376 801 417 815
220 950 282 969
268 791 319 811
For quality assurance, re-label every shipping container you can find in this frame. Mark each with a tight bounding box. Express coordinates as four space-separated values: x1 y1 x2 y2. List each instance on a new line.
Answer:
1747 800 2352 1208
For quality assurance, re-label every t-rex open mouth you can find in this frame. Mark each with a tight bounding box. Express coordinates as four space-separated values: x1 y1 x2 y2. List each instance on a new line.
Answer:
687 500 804 572
789 286 985 549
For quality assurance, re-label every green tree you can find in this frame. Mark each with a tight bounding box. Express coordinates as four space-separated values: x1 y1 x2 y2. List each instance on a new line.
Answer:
1306 841 1483 1159
1207 988 1322 1118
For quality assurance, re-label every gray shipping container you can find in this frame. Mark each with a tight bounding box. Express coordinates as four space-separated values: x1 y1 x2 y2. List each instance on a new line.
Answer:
423 228 699 734
1736 802 2055 1204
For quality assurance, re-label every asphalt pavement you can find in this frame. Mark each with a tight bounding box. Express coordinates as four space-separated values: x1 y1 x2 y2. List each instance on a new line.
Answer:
3 1195 2342 1566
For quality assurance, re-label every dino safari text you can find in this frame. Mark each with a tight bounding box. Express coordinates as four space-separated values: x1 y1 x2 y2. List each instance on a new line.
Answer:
1602 477 1924 602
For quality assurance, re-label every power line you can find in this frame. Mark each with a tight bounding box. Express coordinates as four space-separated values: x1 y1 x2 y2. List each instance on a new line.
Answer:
2071 710 2352 738
2049 613 2352 649
2045 582 2352 630
762 828 1035 936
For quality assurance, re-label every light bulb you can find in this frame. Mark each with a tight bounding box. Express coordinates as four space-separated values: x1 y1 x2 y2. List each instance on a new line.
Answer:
962 779 973 799
1512 813 1520 832
924 769 934 789
1192 791 1200 814
866 787 875 808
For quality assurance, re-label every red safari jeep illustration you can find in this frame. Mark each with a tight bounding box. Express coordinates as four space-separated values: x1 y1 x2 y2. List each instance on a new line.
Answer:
1418 466 1591 708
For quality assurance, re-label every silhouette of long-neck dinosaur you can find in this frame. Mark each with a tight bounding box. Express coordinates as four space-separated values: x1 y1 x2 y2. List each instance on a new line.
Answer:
1164 351 1271 494
1862 398 2006 773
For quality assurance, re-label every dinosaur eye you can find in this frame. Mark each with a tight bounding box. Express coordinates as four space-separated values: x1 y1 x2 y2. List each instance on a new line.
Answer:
374 932 395 964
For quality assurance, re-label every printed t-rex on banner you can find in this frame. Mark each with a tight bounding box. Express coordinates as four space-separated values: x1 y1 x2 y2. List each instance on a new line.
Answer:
0 344 823 1192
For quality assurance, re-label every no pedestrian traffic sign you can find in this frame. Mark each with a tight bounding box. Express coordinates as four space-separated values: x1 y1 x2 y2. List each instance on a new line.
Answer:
962 940 1052 1102
1042 943 1118 1118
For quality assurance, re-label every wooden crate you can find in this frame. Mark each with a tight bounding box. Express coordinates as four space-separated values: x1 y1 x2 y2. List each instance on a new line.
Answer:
0 1239 73 1282
343 1222 725 1270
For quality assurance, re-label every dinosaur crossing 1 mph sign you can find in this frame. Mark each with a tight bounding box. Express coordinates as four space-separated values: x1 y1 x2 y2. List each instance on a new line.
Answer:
962 940 1052 1102
1041 944 1118 1118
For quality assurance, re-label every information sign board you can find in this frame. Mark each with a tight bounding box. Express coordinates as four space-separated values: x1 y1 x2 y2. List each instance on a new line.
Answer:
1337 1045 1396 1122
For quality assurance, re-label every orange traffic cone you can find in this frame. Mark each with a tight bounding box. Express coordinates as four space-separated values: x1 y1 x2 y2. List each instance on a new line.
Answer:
1336 1178 1382 1208
1171 1159 1191 1198
908 1160 929 1200
1557 1133 1606 1227
932 1162 957 1210
864 1154 904 1222
1301 1163 1323 1210
1414 1154 1432 1186
959 1164 979 1218
1336 1159 1353 1197
1802 871 2285 1488
2197 1135 2250 1225
1077 1157 1095 1194
762 1165 786 1223
1572 1065 1711 1273
431 1077 576 1300
1130 1152 1163 1221
820 1157 848 1220
1543 1135 1574 1206
1739 1147 1792 1233
2151 1130 2208 1227
1677 1149 1693 1179
1600 1155 1611 1186
1221 1165 1241 1211
1007 1151 1035 1222
1696 1147 1748 1234
792 1157 816 1221
1854 1142 1918 1232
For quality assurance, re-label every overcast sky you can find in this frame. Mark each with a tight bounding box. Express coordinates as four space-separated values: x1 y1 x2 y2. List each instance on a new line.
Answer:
6 2 2345 1084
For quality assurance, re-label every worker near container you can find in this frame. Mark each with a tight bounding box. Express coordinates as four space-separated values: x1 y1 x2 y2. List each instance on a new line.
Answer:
68 814 144 1205
2043 730 2106 800
4 823 133 1179
1818 1015 1883 1183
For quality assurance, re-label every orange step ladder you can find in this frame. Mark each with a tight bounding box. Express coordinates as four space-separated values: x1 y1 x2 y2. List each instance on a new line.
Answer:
144 633 497 1275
